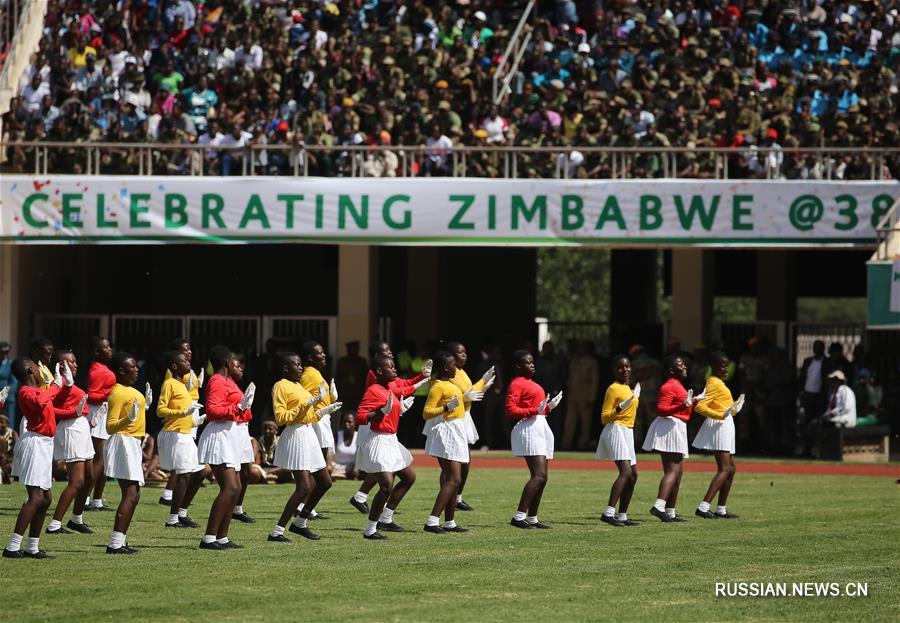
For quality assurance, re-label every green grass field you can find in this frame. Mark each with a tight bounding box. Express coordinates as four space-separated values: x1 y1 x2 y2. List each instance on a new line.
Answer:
1 466 897 622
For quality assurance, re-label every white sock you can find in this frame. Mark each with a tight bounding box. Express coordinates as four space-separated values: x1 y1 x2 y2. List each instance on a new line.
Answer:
178 508 188 518
603 506 616 517
201 534 217 543
426 515 440 527
26 537 40 553
365 520 378 536
162 489 173 501
378 507 395 524
108 531 125 549
167 513 180 525
443 519 457 529
513 511 527 521
6 533 22 552
47 519 62 532
698 501 711 512
71 514 84 525
526 516 538 524
292 516 308 529
271 525 285 537
666 508 677 518
234 505 244 515
91 498 103 508
616 512 628 521
310 508 319 518
456 494 463 503
216 537 230 544
353 491 368 503
716 505 727 515
654 498 666 512
296 502 305 513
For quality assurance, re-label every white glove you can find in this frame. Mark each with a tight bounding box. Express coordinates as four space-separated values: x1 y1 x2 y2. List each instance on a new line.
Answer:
53 363 63 388
61 362 75 387
239 383 256 411
421 359 433 377
0 385 8 404
618 396 634 411
413 377 429 390
548 390 564 411
129 399 140 422
187 371 196 391
380 392 394 415
733 393 746 415
318 381 328 403
144 382 153 411
400 395 415 415
536 395 549 416
76 393 88 416
464 388 484 402
480 366 496 389
191 412 207 427
330 378 338 401
445 395 460 413
91 402 108 428
632 383 641 400
185 401 203 417
694 388 707 402
304 392 321 407
684 389 694 407
723 403 736 418
198 368 205 388
316 401 343 419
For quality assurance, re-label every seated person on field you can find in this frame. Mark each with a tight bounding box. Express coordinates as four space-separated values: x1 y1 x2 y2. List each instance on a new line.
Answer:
245 436 268 484
141 434 167 481
330 411 360 480
258 419 292 483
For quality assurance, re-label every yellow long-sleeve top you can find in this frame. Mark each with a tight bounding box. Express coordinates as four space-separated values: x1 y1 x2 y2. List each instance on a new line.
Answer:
37 362 54 390
423 379 467 421
106 383 146 437
272 379 317 427
600 382 638 428
450 368 485 412
694 376 734 420
156 377 194 433
165 369 200 401
300 367 333 410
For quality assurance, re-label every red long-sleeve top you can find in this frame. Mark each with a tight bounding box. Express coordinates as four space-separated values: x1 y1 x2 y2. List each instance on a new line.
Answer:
86 361 116 405
205 373 252 423
20 384 63 436
505 376 546 421
365 369 426 389
54 384 88 421
656 378 693 422
356 379 417 432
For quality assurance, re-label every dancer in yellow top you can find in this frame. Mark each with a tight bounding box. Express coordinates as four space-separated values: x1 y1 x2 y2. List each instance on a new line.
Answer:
596 356 641 527
692 351 744 519
299 340 336 520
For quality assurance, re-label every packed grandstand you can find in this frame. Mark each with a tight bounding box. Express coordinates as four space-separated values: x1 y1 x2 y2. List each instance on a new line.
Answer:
1 0 898 178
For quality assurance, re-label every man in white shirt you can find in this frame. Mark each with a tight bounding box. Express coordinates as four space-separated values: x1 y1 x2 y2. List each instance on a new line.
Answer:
217 123 254 175
424 125 453 176
20 75 50 114
235 36 264 71
824 371 856 428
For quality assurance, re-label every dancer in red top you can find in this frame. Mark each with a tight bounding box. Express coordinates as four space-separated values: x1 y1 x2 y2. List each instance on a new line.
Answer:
506 350 562 529
355 356 418 540
642 355 699 522
3 358 68 559
86 336 116 512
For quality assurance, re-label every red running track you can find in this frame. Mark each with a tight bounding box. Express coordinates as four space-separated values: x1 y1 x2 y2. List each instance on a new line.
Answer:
409 453 899 478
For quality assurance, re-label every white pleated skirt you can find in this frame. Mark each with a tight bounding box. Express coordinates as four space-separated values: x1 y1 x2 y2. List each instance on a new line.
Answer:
511 416 555 459
596 423 636 465
232 422 255 464
198 420 240 469
313 414 335 451
358 432 413 473
462 411 479 444
89 403 110 440
426 418 470 463
54 417 96 462
17 431 54 490
274 424 326 472
355 423 371 466
692 415 736 454
642 417 689 457
104 433 145 486
158 430 204 474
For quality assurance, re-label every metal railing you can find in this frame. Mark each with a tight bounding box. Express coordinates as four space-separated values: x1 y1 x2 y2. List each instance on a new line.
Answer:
492 0 535 105
2 141 899 181
873 196 900 260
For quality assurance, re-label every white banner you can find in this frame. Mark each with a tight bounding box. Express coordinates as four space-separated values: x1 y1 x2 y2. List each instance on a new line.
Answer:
1 176 896 246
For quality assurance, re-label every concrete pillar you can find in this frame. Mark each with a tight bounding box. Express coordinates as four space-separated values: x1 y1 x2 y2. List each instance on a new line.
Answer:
670 249 713 349
0 246 19 349
405 248 439 345
337 245 377 351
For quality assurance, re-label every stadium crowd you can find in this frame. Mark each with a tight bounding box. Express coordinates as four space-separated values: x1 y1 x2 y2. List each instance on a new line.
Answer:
1 0 898 178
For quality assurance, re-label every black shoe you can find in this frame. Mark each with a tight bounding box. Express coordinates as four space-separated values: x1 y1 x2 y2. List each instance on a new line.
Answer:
350 497 369 514
531 521 552 529
423 524 447 534
221 540 244 549
158 496 171 506
66 521 94 534
455 500 474 511
650 507 674 523
620 519 642 526
288 524 320 540
2 549 24 558
88 504 112 512
165 522 190 529
377 521 404 532
695 509 717 519
267 534 291 543
510 518 535 529
106 545 138 555
308 513 328 521
670 515 688 523
232 512 255 524
199 540 226 550
22 550 53 559
444 525 469 533
714 511 739 519
46 526 72 535
178 516 200 528
600 514 625 527
364 531 388 540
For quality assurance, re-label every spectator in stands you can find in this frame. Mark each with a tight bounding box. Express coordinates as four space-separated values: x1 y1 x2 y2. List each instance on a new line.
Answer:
562 340 599 451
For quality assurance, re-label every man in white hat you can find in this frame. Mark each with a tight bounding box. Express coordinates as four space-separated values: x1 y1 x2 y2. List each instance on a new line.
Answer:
824 371 856 428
